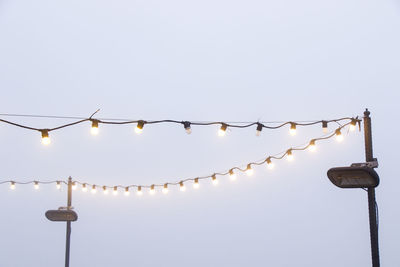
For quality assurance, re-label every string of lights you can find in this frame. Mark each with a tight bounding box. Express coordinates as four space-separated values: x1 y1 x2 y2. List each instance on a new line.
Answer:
0 111 360 144
0 122 358 195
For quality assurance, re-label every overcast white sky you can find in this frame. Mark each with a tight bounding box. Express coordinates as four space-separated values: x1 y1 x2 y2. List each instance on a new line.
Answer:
0 0 399 266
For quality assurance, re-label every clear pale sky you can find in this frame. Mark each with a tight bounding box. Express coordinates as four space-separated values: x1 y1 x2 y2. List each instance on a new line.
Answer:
0 0 399 266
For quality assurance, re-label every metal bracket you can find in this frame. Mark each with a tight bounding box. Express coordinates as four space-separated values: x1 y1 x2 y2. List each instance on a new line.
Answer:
351 159 379 169
58 206 74 210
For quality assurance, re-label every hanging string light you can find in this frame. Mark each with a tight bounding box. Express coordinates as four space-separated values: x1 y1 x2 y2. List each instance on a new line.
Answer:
183 121 192 135
90 120 99 135
124 187 130 196
179 181 186 192
135 120 145 134
335 129 343 142
245 164 254 176
103 186 108 195
193 178 200 189
212 174 218 185
113 186 118 195
137 186 143 196
41 130 51 145
308 139 316 152
350 119 357 131
218 123 228 137
289 123 297 136
322 121 328 133
256 123 263 136
163 184 169 194
229 169 237 180
286 149 293 161
1 122 358 198
72 182 77 190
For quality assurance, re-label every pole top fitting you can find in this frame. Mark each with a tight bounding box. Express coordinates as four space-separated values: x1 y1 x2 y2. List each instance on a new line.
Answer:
364 108 370 117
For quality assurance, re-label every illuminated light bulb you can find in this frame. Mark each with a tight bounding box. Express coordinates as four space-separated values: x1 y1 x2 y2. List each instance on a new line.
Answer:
72 182 77 190
179 181 186 192
56 181 61 189
113 186 118 195
286 149 293 161
183 121 192 135
256 123 263 136
193 178 200 189
103 186 109 195
150 185 156 195
212 175 218 185
91 120 99 135
34 181 39 190
124 187 130 196
82 183 88 192
41 130 51 145
228 169 236 180
245 164 254 176
162 184 169 194
91 185 97 194
218 123 228 137
266 157 274 169
289 123 297 136
135 120 145 134
137 186 143 196
10 181 16 190
336 129 343 142
350 119 357 132
322 121 328 133
308 139 316 152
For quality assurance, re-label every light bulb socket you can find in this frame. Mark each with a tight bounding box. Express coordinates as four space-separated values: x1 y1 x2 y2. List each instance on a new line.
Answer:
310 139 316 146
229 169 234 175
91 119 99 128
266 157 272 164
335 129 342 136
220 123 228 131
212 174 216 181
194 178 199 184
179 181 184 187
290 122 296 130
164 184 168 189
287 149 292 156
256 123 263 132
322 121 328 129
183 121 191 130
246 164 252 170
41 129 49 138
138 186 142 192
137 120 145 130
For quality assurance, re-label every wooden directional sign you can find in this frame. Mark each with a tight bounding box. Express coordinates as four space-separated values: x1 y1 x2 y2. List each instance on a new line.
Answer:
45 210 78 222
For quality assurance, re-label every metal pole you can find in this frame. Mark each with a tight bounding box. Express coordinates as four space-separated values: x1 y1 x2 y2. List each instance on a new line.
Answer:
363 109 380 267
65 177 72 267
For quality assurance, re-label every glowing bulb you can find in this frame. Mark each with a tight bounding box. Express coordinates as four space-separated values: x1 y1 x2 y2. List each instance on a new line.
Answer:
137 186 143 196
41 130 51 145
34 181 39 190
287 149 293 161
229 169 237 180
10 181 16 190
245 164 254 176
91 120 99 135
82 183 88 192
72 182 77 190
103 186 108 195
124 187 130 196
113 186 118 195
350 119 357 132
91 185 97 194
336 129 343 142
179 181 186 192
183 121 192 135
308 139 316 152
218 123 227 137
135 120 145 134
212 175 218 185
162 184 169 194
56 181 61 189
256 123 263 136
289 123 297 136
322 121 328 133
193 178 200 189
266 157 274 169
150 184 155 195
